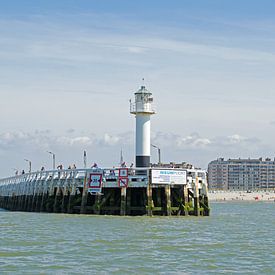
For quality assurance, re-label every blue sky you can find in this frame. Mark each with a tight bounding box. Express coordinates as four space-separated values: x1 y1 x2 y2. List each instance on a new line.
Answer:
1 0 275 176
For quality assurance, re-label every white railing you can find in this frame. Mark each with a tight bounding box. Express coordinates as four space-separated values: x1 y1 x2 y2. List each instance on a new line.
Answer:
0 167 208 197
130 102 156 114
0 167 149 196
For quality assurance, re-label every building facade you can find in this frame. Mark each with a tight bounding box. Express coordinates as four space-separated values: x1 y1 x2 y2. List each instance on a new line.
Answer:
208 158 275 190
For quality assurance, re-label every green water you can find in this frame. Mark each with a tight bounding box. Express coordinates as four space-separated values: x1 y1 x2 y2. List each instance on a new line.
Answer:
0 202 274 274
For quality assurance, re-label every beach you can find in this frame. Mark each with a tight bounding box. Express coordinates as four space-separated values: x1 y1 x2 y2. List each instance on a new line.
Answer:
208 190 275 202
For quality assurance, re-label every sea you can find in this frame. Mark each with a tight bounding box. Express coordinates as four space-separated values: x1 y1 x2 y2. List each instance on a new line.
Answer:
0 202 274 274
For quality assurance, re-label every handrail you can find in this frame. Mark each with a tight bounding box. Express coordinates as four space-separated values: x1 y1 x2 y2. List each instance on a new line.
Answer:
0 167 150 186
0 167 208 198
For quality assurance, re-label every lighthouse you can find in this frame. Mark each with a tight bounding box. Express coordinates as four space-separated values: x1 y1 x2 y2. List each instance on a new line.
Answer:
130 85 155 168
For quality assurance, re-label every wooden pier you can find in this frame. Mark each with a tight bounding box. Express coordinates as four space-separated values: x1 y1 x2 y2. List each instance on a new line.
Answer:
0 167 210 216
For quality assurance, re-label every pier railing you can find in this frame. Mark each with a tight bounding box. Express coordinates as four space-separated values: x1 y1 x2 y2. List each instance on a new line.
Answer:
0 167 208 197
0 167 150 196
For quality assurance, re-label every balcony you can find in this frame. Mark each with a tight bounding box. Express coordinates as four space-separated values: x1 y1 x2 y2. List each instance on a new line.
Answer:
130 102 156 114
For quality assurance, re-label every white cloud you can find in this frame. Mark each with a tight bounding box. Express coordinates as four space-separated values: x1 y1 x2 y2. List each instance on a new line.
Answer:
176 133 211 148
0 130 135 177
0 131 95 149
127 46 146 54
0 131 30 146
0 131 134 151
212 134 260 147
152 131 260 150
152 132 211 150
224 134 246 145
102 133 120 146
0 129 270 177
56 136 93 146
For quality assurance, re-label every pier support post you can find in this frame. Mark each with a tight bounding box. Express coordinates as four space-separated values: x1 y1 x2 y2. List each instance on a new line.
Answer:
21 194 25 211
126 188 132 215
40 190 47 212
120 187 127 216
53 187 61 213
202 183 210 216
13 195 18 211
146 184 153 216
165 185 171 216
80 175 88 214
31 193 36 212
22 194 28 211
176 186 184 216
14 196 19 211
61 187 69 213
203 195 210 216
194 177 200 216
6 196 11 210
11 196 15 211
23 185 29 211
14 194 19 211
16 195 22 211
6 196 10 210
8 196 11 210
67 187 75 214
194 197 199 216
94 194 101 215
18 195 24 211
34 193 41 212
11 195 16 211
154 188 164 214
183 185 189 216
17 195 23 211
27 194 33 211
9 195 13 210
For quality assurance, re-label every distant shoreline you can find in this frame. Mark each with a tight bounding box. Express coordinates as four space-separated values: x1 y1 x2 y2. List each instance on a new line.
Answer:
208 190 275 202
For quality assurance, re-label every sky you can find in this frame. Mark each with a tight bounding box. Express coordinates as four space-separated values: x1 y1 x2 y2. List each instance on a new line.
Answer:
1 0 275 177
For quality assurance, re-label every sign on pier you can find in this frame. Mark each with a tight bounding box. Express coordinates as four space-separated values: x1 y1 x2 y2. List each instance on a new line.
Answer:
151 169 187 185
118 168 129 187
88 170 103 194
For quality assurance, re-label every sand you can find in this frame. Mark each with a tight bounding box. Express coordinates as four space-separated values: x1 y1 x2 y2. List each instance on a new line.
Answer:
208 190 275 202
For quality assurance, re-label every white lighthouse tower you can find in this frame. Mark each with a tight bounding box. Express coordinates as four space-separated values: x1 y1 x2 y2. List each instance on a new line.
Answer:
130 85 155 168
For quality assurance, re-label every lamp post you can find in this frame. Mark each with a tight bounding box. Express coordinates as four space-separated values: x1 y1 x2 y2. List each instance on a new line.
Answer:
24 159 32 173
47 151 56 170
151 144 161 165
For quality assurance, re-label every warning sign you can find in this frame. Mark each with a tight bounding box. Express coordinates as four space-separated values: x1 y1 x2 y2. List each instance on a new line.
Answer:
118 178 129 188
118 168 129 188
88 173 103 194
119 168 128 177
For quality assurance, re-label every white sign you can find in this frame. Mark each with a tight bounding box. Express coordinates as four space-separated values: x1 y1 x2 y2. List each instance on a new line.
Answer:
88 172 103 194
119 168 128 177
151 169 187 185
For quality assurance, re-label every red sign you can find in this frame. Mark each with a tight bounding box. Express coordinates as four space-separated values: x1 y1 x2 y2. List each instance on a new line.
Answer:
118 168 129 188
118 178 129 188
88 173 102 188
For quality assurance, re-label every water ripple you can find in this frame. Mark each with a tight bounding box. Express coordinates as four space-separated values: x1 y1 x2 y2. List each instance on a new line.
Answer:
0 203 274 274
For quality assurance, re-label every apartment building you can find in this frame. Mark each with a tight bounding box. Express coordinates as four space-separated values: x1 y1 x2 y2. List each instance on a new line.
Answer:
208 158 275 190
